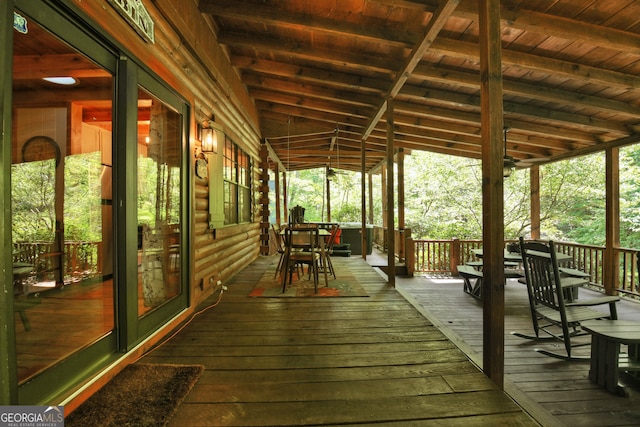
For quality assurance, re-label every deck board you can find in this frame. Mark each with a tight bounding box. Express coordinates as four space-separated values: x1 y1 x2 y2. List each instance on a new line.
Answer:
397 271 640 427
139 255 538 426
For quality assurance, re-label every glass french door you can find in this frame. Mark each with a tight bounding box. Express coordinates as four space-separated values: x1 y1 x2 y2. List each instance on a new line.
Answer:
11 1 188 404
12 9 116 395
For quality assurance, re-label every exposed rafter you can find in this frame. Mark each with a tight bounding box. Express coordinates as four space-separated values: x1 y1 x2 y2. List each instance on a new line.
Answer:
198 0 640 173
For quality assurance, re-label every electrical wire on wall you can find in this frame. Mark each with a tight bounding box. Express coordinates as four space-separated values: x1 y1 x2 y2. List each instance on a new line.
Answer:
135 282 228 361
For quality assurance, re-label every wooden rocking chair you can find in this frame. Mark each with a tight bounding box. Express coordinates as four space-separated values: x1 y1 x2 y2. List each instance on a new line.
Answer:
512 237 619 360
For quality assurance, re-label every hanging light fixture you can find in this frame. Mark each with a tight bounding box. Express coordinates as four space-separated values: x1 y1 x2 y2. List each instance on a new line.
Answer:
326 126 339 181
503 127 516 178
326 164 336 181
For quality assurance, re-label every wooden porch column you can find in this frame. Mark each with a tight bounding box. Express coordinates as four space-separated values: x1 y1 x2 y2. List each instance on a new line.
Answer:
530 165 540 240
283 171 288 224
479 0 505 387
368 172 374 225
361 137 367 260
386 98 396 287
397 148 405 262
274 163 281 227
604 147 620 296
326 177 332 222
381 164 387 232
259 144 270 255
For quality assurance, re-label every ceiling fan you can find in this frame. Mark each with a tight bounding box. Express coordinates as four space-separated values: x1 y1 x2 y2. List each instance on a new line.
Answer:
502 127 518 178
326 126 344 181
504 127 554 175
463 127 549 174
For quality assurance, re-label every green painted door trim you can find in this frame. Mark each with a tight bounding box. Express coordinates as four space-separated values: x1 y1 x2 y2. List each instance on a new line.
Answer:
0 0 18 406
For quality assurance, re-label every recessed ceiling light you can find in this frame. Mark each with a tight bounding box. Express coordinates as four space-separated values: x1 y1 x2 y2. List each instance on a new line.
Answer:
43 76 77 85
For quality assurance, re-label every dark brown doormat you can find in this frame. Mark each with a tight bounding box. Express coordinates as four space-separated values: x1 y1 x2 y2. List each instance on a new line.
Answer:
66 363 204 427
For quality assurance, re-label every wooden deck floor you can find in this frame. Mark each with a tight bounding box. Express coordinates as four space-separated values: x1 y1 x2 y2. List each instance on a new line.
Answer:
396 272 640 427
140 255 537 426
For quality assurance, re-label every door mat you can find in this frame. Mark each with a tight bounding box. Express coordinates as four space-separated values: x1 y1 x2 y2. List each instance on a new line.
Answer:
65 363 204 427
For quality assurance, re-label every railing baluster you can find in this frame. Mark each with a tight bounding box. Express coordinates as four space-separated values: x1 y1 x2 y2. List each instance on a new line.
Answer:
411 238 640 299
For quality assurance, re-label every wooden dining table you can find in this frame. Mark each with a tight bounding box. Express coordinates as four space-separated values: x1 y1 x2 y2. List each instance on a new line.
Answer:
279 226 332 290
459 250 524 300
472 248 524 263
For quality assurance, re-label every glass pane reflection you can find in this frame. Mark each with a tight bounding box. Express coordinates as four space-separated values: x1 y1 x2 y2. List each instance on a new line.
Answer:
12 16 114 382
137 88 182 316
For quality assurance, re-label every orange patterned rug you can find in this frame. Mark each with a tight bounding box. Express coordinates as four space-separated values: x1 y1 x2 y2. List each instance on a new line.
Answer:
249 259 368 297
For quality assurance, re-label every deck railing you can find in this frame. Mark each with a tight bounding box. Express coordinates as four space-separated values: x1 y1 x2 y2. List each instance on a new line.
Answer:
411 238 640 298
13 241 102 282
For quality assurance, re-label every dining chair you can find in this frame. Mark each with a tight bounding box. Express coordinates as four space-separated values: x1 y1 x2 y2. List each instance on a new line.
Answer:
272 224 287 279
319 224 339 279
281 225 328 293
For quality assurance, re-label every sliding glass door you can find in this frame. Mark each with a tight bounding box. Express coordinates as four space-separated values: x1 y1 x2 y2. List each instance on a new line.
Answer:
10 1 189 404
12 8 117 402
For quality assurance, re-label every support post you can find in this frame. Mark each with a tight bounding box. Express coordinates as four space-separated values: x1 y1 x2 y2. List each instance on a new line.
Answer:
530 165 540 240
274 163 281 227
326 177 332 222
259 143 270 255
283 171 288 224
479 0 505 388
368 172 374 225
397 148 405 262
604 147 620 295
386 98 396 287
361 137 367 260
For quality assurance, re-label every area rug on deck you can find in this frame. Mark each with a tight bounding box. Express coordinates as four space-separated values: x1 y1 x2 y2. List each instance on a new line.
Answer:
249 264 369 297
65 363 204 427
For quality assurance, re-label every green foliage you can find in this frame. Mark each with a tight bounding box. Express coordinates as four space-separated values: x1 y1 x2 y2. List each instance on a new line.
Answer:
12 153 103 244
287 168 365 223
137 158 181 227
620 145 640 248
282 145 640 251
64 153 103 242
12 160 57 241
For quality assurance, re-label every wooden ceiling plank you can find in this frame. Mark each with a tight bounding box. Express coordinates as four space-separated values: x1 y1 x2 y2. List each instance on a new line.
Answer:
241 72 382 109
429 38 640 90
200 0 414 47
250 87 376 120
217 32 401 75
412 63 640 117
393 99 602 144
456 0 640 55
397 83 630 135
231 56 391 94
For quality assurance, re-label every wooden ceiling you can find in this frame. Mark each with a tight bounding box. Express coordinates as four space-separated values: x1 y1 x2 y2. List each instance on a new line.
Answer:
199 0 640 173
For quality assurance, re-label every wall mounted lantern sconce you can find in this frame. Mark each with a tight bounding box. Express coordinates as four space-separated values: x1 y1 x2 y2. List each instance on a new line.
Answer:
200 120 223 155
196 119 224 180
197 118 226 231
